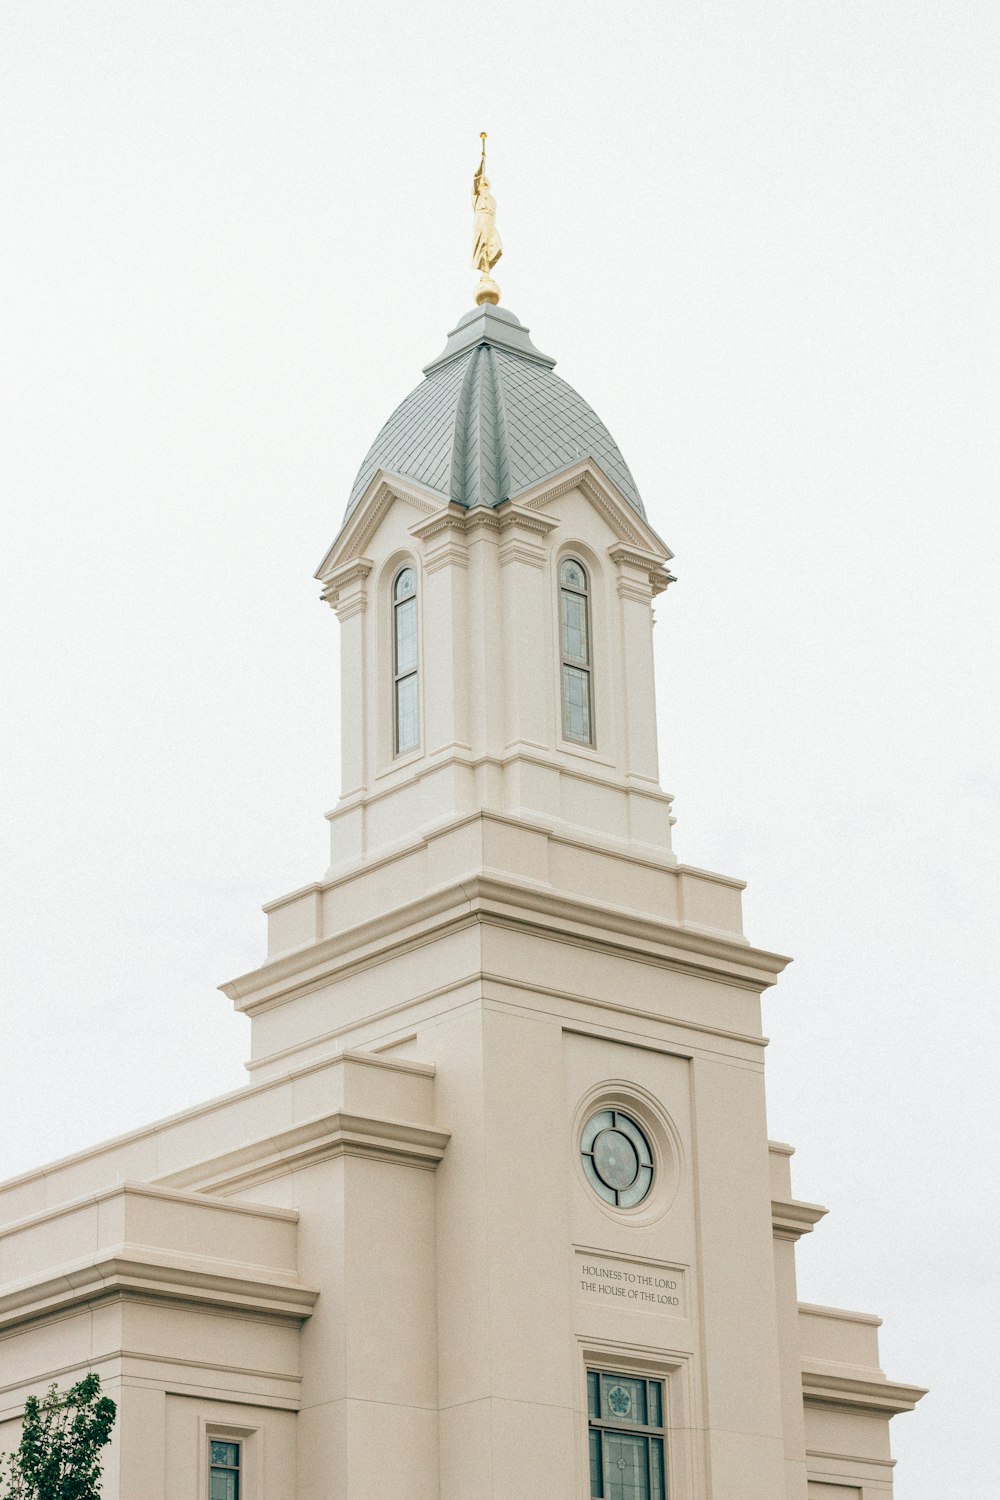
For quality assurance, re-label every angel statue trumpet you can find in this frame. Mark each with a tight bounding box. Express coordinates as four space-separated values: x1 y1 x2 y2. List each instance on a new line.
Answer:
472 132 502 305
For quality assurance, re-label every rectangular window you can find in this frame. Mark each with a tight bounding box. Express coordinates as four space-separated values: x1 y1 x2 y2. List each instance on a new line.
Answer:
562 664 592 743
209 1440 240 1500
394 595 418 676
395 672 419 755
588 1370 665 1500
392 570 420 755
559 559 593 745
561 588 589 663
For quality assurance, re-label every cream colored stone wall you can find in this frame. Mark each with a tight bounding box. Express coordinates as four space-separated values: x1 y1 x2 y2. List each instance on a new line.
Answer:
0 461 925 1497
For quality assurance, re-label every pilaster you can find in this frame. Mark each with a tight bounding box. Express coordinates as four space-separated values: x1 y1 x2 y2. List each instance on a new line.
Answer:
497 503 559 751
411 507 471 757
610 542 673 784
463 506 506 760
322 560 373 799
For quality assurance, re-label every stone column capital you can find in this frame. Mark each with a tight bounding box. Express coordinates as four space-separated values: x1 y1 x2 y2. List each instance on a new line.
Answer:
320 558 374 618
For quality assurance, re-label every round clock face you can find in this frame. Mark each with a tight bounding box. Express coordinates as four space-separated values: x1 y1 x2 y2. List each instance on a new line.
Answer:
581 1108 654 1208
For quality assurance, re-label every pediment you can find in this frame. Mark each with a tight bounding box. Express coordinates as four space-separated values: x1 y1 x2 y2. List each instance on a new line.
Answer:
512 458 674 561
315 470 445 583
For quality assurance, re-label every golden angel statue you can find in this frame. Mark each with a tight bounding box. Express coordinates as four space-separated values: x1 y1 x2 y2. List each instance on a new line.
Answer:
472 133 502 304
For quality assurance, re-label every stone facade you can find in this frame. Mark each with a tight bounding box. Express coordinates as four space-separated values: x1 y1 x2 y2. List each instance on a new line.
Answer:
0 302 925 1499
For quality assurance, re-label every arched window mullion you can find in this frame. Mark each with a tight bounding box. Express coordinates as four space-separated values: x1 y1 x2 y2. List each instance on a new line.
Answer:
393 566 419 755
559 557 594 746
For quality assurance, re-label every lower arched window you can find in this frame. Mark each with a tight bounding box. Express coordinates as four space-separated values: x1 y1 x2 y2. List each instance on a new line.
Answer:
393 566 419 755
560 557 593 745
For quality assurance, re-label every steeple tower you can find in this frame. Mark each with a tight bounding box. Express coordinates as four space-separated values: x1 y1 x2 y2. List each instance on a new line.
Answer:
313 301 676 876
0 159 925 1500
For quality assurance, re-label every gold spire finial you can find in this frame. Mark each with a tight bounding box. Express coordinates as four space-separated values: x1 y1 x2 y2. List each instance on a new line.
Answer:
471 131 502 306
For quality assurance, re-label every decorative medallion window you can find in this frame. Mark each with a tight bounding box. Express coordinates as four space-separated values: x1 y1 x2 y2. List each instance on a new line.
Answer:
559 557 594 745
588 1370 666 1500
393 566 419 755
209 1440 241 1500
581 1108 654 1208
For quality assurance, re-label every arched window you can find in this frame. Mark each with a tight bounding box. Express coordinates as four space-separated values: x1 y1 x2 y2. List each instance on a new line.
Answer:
393 566 419 755
559 557 593 745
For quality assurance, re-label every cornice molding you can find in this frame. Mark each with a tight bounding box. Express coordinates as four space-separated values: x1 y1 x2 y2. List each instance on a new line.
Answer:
223 869 789 1017
320 558 375 616
0 1246 319 1336
408 500 559 550
801 1363 928 1416
608 541 676 597
157 1110 451 1195
771 1196 828 1242
408 503 471 546
806 1448 897 1472
495 501 561 537
799 1300 882 1326
0 1054 434 1210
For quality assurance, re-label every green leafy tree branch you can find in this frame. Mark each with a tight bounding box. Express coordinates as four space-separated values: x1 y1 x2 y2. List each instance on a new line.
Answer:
0 1375 116 1500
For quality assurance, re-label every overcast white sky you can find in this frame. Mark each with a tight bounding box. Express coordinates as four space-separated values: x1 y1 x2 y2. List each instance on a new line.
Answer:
1 2 997 1493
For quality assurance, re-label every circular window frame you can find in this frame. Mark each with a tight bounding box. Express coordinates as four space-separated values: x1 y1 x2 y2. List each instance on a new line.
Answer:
581 1108 654 1208
573 1081 683 1226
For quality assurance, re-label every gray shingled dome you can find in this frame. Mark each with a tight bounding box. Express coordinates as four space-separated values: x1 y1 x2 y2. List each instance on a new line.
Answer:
344 305 645 521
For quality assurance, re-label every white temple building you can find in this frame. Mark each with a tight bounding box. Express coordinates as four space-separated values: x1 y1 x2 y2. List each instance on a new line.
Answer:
0 291 925 1499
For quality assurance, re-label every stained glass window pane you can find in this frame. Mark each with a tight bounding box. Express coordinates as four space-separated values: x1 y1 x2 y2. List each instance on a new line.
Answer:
395 596 417 675
601 1374 646 1426
582 1110 614 1153
582 1153 617 1204
560 559 586 591
562 665 591 743
209 1443 238 1466
394 567 416 600
559 560 593 745
210 1473 238 1500
612 1112 653 1166
589 1427 604 1496
561 589 589 664
588 1368 665 1500
396 674 419 754
603 1432 649 1500
617 1163 654 1209
649 1437 665 1500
